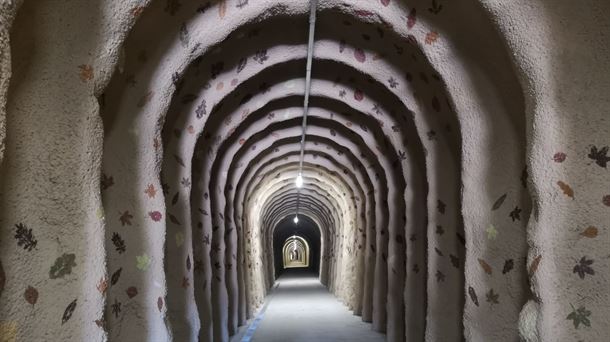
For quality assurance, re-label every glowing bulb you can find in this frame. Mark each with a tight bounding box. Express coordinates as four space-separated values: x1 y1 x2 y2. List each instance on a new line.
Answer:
295 173 303 188
293 215 299 224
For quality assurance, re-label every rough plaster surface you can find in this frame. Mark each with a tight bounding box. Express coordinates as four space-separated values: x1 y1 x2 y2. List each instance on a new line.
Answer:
0 1 608 342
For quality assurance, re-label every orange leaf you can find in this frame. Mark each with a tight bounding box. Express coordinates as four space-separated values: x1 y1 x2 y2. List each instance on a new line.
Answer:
96 277 108 294
557 181 574 199
528 255 542 277
78 64 94 82
580 226 598 238
478 258 492 275
425 31 439 45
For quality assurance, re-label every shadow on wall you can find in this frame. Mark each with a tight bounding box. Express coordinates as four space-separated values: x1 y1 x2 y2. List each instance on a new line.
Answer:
273 215 321 279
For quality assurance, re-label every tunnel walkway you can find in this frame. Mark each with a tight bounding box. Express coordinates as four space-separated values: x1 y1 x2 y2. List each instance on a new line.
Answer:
232 269 385 342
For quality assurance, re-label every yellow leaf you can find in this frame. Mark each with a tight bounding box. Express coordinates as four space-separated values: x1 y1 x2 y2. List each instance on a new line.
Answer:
0 321 18 342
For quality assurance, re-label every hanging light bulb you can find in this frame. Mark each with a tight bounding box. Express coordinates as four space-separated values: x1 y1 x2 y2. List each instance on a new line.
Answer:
295 173 303 188
293 215 299 224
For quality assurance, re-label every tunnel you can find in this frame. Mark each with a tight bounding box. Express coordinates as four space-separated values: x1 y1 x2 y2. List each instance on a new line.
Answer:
0 0 609 341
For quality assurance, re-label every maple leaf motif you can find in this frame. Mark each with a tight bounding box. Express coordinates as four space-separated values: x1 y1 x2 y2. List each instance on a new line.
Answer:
119 211 133 226
112 232 126 254
566 305 591 329
573 256 595 279
78 64 94 82
144 184 157 198
437 200 446 214
203 234 210 245
425 31 439 44
486 289 499 304
435 270 445 282
97 277 108 294
428 0 443 14
587 145 609 168
101 173 114 190
180 178 191 188
509 206 522 221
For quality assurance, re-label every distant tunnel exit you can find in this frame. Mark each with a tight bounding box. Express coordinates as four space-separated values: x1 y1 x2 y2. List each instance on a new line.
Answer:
282 235 310 268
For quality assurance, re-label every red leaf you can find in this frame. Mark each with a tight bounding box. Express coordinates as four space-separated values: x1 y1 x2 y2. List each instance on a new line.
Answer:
24 286 38 305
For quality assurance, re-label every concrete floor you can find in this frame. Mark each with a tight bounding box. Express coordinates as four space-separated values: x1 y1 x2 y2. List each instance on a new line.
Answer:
231 269 386 342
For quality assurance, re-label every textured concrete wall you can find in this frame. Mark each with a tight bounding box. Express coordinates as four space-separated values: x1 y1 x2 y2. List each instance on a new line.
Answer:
0 1 608 342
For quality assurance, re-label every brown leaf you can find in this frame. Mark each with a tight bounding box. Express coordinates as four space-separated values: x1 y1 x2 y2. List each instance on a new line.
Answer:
580 226 599 238
24 286 38 305
126 286 138 299
78 65 94 82
218 0 227 18
96 277 108 294
529 255 542 277
557 181 574 199
478 258 493 275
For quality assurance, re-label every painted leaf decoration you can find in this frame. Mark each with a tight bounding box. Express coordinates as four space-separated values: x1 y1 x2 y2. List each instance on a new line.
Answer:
502 259 514 274
218 0 227 18
580 226 598 238
486 225 498 240
478 258 493 275
126 286 138 299
62 299 77 324
111 268 122 285
136 255 151 271
573 257 595 279
557 181 574 199
492 194 507 210
24 286 38 305
168 213 181 225
486 289 499 304
157 297 164 312
566 305 592 329
468 286 479 306
49 253 77 279
172 192 180 205
528 255 542 277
